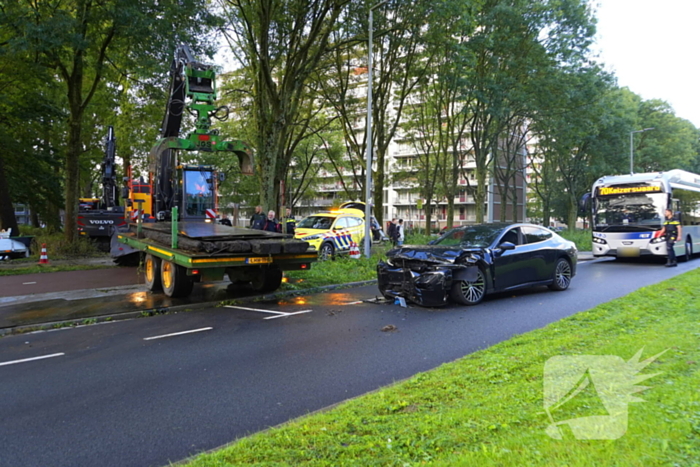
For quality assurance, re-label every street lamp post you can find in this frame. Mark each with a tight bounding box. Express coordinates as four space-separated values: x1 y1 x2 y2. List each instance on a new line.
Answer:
364 0 388 259
630 127 655 175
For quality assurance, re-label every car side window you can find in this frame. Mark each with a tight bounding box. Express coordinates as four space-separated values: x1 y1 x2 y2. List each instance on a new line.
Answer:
347 217 362 228
522 226 552 244
334 217 349 229
500 228 520 246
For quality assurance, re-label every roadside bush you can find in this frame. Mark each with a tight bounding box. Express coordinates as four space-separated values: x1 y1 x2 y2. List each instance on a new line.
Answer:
28 232 103 259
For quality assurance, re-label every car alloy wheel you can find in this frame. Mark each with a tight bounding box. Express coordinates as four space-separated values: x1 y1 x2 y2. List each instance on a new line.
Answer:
319 242 335 261
549 258 572 291
450 268 486 306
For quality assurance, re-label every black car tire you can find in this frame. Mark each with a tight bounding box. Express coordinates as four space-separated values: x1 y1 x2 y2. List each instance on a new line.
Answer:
549 258 572 291
319 242 335 261
450 267 486 306
144 254 162 292
684 237 693 262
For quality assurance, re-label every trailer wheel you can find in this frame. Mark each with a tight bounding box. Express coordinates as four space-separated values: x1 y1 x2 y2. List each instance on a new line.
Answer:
250 266 283 293
144 254 162 292
160 260 193 298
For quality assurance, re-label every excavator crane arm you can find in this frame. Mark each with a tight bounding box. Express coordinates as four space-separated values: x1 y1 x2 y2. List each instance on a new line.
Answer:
151 44 254 221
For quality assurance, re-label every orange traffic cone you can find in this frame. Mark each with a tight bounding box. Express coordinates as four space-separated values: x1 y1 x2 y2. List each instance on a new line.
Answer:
349 241 361 259
39 243 49 264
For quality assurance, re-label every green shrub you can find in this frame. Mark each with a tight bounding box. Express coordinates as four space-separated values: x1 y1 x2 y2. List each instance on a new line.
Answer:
28 232 103 260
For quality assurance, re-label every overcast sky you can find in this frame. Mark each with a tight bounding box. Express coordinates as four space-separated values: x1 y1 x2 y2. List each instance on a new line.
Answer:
593 0 700 128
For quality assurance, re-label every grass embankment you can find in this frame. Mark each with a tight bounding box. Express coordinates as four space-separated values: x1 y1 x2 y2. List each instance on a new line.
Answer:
185 269 699 467
282 243 394 290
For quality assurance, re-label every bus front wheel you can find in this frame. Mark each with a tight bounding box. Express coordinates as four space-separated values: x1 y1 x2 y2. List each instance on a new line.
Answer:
684 237 693 262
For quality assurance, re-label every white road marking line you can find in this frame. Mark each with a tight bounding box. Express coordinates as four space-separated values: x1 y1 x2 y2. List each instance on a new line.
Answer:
345 301 363 305
0 353 65 367
225 305 285 314
264 310 313 320
225 305 312 319
22 282 37 285
143 327 213 341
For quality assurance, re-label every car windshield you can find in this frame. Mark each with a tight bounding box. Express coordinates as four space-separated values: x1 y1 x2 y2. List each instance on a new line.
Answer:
297 215 335 230
434 225 505 248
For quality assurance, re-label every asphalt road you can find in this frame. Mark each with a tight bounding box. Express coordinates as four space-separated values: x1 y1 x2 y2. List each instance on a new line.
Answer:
0 267 143 297
0 256 696 467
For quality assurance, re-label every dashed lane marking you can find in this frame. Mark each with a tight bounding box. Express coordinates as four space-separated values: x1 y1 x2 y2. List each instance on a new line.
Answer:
143 327 213 341
0 353 65 367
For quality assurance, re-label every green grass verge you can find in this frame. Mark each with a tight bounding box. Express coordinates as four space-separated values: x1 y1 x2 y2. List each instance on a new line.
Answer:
559 229 592 252
282 253 385 290
281 240 397 290
185 269 700 467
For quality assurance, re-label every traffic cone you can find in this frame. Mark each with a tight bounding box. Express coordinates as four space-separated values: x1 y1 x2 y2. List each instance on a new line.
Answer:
39 243 49 264
349 241 361 259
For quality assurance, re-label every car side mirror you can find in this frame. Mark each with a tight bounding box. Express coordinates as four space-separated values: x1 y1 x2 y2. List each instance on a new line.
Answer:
496 241 516 254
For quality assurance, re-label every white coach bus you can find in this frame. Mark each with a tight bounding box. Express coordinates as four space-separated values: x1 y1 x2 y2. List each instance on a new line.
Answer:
582 170 700 260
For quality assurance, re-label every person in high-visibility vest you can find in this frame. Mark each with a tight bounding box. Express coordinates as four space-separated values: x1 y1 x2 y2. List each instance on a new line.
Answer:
284 208 296 235
660 208 682 267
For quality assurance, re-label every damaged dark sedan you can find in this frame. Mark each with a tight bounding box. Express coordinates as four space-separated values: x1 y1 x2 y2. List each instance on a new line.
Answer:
377 223 577 306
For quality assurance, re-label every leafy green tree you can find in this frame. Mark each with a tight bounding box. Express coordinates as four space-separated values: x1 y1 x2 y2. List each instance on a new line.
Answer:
2 0 217 242
464 0 596 223
0 29 64 232
399 3 476 232
634 99 699 173
218 0 350 215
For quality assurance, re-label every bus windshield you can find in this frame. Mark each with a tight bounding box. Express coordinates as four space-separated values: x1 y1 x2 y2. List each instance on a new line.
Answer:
594 193 665 231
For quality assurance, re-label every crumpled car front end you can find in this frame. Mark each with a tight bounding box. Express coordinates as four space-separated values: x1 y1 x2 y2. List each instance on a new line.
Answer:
377 247 482 307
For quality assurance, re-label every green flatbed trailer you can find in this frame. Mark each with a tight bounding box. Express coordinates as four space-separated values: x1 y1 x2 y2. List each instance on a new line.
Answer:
117 221 315 298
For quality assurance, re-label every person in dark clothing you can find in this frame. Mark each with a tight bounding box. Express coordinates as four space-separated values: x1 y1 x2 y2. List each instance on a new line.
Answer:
262 210 279 232
219 215 232 226
387 218 398 246
370 217 380 241
250 205 266 230
660 208 681 267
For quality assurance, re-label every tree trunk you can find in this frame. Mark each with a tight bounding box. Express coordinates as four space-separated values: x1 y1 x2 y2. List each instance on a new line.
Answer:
64 112 83 243
567 196 578 232
474 156 488 223
30 209 40 229
424 201 432 235
0 154 19 234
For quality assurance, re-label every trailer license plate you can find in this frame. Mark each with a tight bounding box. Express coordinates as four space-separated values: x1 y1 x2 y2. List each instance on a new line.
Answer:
246 257 272 264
